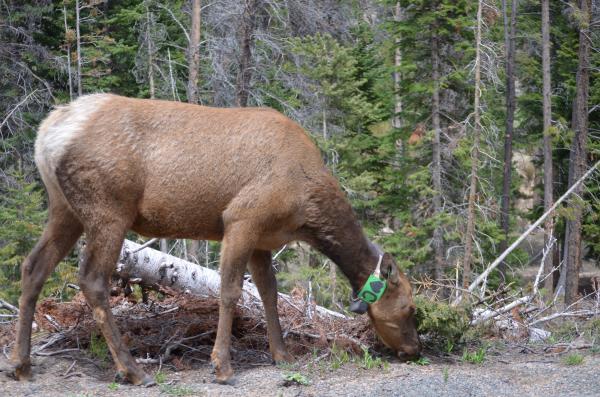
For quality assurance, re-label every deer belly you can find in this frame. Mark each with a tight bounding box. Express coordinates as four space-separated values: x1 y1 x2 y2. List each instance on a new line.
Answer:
131 200 225 240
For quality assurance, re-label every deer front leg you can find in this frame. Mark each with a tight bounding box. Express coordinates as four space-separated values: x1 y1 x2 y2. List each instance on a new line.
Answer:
248 250 294 364
211 221 256 384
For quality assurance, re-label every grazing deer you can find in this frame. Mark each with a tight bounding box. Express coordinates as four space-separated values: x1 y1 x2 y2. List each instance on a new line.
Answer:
11 94 421 385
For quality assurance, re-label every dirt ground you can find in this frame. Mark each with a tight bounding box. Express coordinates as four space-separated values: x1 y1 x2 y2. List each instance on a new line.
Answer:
1 345 599 397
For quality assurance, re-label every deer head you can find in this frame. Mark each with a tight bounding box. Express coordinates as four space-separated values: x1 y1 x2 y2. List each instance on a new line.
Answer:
350 253 421 360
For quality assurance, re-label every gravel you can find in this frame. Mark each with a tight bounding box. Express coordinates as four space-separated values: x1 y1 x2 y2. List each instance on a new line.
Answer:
1 351 599 396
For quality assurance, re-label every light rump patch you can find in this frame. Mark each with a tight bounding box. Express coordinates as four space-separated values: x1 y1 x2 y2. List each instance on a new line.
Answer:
34 94 111 187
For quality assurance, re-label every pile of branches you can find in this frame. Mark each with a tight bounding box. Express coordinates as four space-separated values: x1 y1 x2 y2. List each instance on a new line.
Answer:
1 285 378 371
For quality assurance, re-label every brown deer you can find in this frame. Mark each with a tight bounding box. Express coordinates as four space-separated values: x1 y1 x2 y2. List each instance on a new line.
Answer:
11 94 421 385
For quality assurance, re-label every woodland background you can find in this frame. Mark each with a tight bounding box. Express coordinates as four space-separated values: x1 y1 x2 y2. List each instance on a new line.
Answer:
0 0 598 312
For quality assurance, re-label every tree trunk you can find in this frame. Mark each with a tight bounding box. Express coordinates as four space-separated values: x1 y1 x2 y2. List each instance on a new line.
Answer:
563 0 591 306
235 0 257 107
187 0 201 104
431 20 445 281
499 0 517 273
63 5 73 101
392 1 403 129
462 0 484 288
117 240 346 319
189 240 200 263
167 48 179 101
146 4 155 99
541 0 554 293
75 0 82 97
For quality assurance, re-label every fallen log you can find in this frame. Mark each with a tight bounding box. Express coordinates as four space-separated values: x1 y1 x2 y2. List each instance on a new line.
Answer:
0 298 19 313
116 239 347 319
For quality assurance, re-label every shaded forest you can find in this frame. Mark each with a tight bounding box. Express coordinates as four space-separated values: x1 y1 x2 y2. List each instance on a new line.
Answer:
0 0 599 312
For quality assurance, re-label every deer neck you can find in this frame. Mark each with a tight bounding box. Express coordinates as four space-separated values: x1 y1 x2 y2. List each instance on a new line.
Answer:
302 182 381 291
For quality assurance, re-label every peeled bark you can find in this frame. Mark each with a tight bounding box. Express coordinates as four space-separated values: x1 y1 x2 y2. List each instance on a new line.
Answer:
117 240 347 319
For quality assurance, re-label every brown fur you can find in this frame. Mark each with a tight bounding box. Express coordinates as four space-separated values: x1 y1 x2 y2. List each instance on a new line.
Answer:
11 94 420 385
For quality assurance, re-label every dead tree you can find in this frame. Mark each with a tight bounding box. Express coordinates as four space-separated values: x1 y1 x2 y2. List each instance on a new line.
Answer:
75 0 82 96
117 240 346 319
541 0 554 293
499 0 517 268
146 4 156 99
431 15 445 281
187 0 201 104
392 1 403 129
236 0 258 107
63 5 73 101
463 0 484 288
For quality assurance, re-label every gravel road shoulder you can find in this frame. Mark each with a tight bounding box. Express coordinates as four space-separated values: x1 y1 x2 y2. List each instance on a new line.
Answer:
2 349 599 397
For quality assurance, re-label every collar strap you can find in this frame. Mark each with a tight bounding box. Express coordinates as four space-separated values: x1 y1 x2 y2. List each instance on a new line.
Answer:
356 255 387 304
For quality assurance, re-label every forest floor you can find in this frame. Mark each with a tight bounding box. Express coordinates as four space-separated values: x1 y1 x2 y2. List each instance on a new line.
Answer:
1 259 600 397
1 343 600 397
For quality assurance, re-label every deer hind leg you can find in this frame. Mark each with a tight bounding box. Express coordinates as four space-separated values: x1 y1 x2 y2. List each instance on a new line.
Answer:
247 250 293 364
211 221 257 384
11 201 83 380
78 222 154 386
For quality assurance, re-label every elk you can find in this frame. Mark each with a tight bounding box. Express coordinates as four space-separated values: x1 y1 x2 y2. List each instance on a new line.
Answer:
11 94 421 385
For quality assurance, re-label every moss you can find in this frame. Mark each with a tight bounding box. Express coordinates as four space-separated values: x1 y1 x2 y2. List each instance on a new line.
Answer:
414 295 471 350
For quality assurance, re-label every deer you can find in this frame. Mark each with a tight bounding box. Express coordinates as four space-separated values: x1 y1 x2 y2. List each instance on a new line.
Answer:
10 94 421 386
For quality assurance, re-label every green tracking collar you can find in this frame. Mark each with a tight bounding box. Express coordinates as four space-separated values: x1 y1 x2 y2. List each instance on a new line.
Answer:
356 255 387 304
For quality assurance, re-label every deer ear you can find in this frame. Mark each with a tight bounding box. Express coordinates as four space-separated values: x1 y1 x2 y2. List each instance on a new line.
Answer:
381 253 400 285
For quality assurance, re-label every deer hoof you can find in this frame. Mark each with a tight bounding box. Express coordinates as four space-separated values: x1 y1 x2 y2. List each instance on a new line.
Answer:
139 373 156 387
115 370 155 387
273 351 295 365
11 361 32 381
214 371 235 385
211 358 234 385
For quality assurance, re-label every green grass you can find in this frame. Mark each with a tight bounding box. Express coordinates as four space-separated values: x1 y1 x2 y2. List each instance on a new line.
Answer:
282 372 311 386
357 347 388 370
444 340 455 354
562 353 584 366
154 370 167 384
329 344 351 370
412 356 430 366
88 331 109 362
462 346 486 364
442 367 449 383
107 382 119 391
158 385 195 396
306 345 388 374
